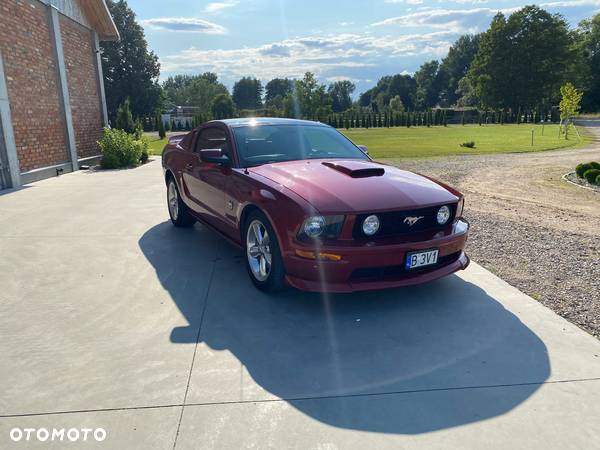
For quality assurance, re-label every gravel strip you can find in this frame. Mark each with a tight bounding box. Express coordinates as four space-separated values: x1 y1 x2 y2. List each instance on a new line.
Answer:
465 211 600 338
392 134 600 339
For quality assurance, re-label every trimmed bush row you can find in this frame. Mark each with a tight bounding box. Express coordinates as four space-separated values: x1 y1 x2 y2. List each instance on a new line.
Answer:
584 168 600 184
575 161 600 178
575 161 600 185
98 128 149 169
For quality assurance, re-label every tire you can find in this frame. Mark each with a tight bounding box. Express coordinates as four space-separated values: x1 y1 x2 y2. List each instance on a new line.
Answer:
167 177 196 227
244 211 286 292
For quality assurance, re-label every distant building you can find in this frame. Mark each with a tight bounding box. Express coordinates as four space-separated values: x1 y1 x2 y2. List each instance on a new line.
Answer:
0 0 118 189
162 106 201 129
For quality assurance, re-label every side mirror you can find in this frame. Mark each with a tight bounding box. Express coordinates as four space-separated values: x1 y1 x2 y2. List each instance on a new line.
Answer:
199 148 230 165
357 145 369 155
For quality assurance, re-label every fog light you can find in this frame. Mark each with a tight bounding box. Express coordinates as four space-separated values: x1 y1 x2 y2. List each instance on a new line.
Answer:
437 205 451 225
362 215 380 235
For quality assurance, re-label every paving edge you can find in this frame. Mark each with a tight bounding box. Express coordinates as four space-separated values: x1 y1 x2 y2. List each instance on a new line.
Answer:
561 172 600 193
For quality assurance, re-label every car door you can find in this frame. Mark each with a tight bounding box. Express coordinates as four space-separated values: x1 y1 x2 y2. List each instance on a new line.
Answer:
182 126 231 228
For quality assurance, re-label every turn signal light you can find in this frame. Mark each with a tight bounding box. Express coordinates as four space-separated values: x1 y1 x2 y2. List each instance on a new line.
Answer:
295 249 342 261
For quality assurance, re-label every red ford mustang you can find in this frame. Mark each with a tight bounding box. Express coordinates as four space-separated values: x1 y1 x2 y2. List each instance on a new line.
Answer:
162 118 469 293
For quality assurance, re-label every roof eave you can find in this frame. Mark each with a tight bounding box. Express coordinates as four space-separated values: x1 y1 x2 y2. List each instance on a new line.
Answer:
80 0 120 41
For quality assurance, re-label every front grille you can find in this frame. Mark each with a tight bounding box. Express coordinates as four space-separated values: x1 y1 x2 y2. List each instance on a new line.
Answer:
352 203 456 238
350 251 462 282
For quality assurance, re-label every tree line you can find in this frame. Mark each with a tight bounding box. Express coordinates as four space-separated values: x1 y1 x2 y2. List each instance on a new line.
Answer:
101 1 600 129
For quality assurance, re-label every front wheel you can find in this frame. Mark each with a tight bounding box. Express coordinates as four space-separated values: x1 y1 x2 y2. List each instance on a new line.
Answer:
244 211 286 292
167 178 195 227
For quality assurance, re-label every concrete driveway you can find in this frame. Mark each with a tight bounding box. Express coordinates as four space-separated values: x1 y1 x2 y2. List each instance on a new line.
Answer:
1 159 599 449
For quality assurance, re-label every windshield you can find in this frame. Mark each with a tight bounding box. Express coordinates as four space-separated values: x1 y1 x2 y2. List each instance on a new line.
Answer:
232 124 368 167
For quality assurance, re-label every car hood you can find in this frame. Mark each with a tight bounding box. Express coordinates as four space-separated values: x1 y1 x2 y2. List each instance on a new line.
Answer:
249 159 458 213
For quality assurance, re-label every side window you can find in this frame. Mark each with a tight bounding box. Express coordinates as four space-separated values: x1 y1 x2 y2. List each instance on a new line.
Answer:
195 127 230 156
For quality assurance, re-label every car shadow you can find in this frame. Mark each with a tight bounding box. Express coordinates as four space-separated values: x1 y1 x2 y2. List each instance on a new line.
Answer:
139 221 550 435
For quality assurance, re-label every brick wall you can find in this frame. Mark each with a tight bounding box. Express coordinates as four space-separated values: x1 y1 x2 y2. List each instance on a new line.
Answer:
60 15 103 159
0 0 68 172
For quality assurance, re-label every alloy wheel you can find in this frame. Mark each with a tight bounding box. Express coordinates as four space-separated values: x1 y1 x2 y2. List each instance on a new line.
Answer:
246 219 272 281
168 181 179 221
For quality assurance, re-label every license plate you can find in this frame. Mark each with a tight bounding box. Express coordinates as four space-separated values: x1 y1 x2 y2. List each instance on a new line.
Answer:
405 249 439 270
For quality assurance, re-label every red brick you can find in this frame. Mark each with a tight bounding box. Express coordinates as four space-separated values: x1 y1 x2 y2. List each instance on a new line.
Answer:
60 15 103 160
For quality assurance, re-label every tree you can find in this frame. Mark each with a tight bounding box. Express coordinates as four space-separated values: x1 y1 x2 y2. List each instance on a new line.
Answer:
328 80 355 112
559 82 583 138
577 14 600 111
294 72 332 118
468 6 574 110
162 73 228 115
265 78 294 104
101 0 162 123
389 95 404 113
439 34 481 106
359 74 416 112
232 77 263 110
211 93 234 119
157 116 166 139
115 98 134 132
414 60 444 110
133 117 143 139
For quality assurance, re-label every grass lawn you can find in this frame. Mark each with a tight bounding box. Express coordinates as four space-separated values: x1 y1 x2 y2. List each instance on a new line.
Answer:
147 136 169 155
145 124 589 159
342 124 589 159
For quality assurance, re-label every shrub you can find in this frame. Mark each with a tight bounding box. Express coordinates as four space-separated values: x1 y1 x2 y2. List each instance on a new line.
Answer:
115 99 134 133
133 118 143 140
158 117 166 139
583 169 600 184
460 141 476 148
576 162 600 178
98 128 143 169
596 173 600 185
137 138 149 164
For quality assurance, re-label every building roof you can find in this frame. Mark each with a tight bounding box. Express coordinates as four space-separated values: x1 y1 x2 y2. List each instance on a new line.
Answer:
79 0 119 41
218 118 329 128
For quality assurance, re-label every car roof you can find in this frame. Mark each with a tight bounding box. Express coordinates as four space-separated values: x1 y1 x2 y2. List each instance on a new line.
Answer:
211 118 330 128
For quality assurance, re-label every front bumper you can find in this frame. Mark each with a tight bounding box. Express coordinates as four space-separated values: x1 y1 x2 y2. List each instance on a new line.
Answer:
283 219 470 293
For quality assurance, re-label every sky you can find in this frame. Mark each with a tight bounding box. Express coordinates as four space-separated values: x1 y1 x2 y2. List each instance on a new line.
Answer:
128 0 600 95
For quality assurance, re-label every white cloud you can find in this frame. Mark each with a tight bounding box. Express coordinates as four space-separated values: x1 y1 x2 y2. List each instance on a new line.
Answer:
385 0 424 5
141 17 227 34
205 1 238 14
371 7 513 32
159 31 458 83
540 0 600 7
326 75 360 82
338 21 355 26
374 1 599 33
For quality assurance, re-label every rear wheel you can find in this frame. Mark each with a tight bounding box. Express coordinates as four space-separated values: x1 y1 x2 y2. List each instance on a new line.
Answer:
167 177 195 227
244 211 286 292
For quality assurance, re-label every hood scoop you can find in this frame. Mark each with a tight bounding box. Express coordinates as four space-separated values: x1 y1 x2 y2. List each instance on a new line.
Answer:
322 161 385 178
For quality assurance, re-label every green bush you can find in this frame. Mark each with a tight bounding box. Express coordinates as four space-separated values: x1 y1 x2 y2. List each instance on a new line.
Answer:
460 141 476 148
138 138 149 164
596 173 600 185
576 161 600 177
98 128 143 169
583 168 600 184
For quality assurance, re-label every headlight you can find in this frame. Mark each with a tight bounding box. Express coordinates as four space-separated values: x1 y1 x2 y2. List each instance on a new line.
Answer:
436 205 451 225
362 215 380 235
300 215 345 239
303 216 326 237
